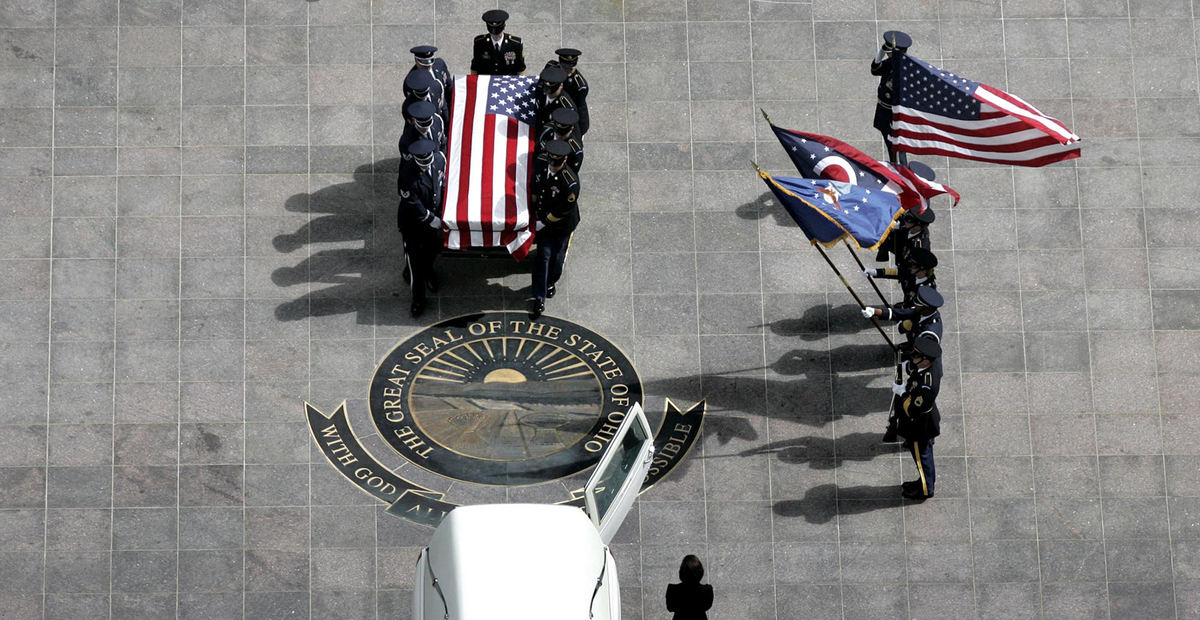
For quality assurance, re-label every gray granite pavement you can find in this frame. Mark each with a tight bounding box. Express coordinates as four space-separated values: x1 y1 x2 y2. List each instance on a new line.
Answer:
1 0 1199 618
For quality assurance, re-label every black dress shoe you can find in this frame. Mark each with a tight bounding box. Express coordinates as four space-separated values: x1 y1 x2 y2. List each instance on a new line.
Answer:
410 299 425 318
427 273 439 293
546 284 556 299
901 486 932 501
881 424 899 443
901 480 922 490
528 297 544 319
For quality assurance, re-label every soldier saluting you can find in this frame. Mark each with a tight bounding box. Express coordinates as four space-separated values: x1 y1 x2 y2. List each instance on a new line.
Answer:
471 9 525 75
871 30 911 164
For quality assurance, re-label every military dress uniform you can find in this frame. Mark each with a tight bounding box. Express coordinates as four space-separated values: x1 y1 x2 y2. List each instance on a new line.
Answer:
871 30 911 164
544 48 589 136
398 101 446 162
403 71 446 125
528 140 580 319
876 204 933 265
867 285 945 350
397 140 447 318
863 284 943 443
471 10 525 75
535 66 577 131
410 45 452 105
867 245 937 308
536 107 584 173
894 335 942 500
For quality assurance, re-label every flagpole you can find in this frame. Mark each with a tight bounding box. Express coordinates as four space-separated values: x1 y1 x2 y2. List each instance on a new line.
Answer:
841 239 905 387
812 244 897 352
841 240 890 307
840 242 905 384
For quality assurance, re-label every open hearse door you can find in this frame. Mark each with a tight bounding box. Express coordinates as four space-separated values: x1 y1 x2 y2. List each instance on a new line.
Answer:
583 401 655 545
411 402 655 620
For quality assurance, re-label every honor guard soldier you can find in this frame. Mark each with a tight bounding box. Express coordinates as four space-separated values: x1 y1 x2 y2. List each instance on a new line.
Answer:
536 66 576 132
544 48 589 136
875 162 936 262
398 101 446 163
891 335 942 500
403 70 446 125
864 246 937 307
471 10 525 75
862 284 943 443
397 139 447 318
876 203 934 265
537 107 584 173
409 45 452 118
871 30 911 164
528 140 580 319
861 284 944 351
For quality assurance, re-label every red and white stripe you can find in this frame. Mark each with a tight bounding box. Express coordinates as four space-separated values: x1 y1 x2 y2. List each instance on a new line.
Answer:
443 74 535 258
881 162 961 210
891 85 1081 167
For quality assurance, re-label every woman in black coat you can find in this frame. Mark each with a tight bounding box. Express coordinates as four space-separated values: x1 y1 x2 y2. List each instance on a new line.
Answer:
665 555 713 620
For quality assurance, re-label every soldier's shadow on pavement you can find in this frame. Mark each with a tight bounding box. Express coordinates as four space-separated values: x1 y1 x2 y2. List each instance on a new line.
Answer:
640 299 898 445
738 432 902 468
757 303 881 342
773 484 902 524
642 345 894 447
272 159 529 325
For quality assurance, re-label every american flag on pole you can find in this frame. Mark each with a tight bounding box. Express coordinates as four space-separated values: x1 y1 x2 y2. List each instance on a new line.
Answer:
889 54 1081 167
443 74 539 259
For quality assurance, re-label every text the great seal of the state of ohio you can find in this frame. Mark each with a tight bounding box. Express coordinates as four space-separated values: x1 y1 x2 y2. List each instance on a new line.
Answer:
369 312 643 487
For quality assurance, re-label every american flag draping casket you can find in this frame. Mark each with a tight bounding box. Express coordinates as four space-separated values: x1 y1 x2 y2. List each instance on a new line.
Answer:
441 74 540 260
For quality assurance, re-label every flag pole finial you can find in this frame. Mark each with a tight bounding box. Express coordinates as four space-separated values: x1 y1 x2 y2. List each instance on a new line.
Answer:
760 108 771 124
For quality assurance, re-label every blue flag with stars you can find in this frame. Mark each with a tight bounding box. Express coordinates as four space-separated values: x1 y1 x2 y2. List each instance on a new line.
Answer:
485 74 539 124
757 168 903 250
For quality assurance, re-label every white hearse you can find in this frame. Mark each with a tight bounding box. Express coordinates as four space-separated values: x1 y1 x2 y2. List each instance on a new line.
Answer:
412 403 656 620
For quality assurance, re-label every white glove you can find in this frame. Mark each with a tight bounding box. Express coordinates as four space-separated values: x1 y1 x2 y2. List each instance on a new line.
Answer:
861 307 876 318
862 268 877 278
429 215 444 229
535 220 546 231
891 383 906 396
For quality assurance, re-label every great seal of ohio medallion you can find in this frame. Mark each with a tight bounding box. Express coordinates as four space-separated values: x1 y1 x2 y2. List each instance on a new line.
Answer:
369 312 642 486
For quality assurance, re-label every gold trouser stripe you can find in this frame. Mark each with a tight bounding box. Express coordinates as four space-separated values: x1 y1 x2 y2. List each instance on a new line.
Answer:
911 441 928 497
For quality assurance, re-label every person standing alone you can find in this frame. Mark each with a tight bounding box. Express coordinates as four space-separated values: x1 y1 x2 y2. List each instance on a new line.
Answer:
665 555 713 620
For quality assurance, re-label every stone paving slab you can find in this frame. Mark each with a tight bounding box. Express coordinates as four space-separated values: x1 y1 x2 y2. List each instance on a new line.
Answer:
1 0 1199 618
